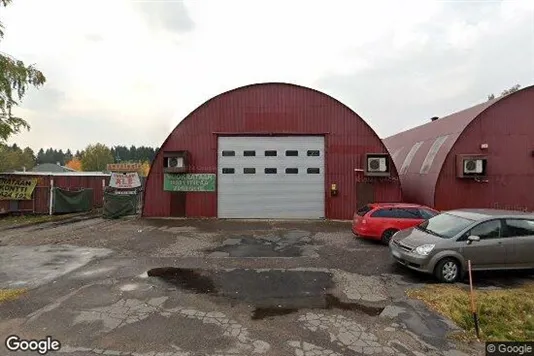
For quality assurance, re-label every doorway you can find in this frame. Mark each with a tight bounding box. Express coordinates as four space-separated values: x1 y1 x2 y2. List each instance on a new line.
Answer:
170 192 186 217
356 182 374 209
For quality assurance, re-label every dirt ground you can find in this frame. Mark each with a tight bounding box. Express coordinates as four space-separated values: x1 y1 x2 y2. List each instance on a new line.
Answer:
0 216 512 356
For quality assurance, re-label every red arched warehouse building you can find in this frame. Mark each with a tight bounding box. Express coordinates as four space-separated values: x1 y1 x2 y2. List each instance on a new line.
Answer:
143 82 401 220
383 85 534 212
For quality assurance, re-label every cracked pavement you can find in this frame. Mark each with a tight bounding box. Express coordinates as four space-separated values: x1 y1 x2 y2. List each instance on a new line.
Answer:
0 218 488 355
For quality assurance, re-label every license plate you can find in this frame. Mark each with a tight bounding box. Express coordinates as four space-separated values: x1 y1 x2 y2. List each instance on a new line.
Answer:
392 250 401 259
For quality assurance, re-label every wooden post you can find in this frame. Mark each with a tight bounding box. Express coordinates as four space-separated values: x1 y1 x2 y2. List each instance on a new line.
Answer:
468 260 480 339
49 178 54 215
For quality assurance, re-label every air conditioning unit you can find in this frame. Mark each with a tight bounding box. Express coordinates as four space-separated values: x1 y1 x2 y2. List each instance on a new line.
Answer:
167 157 184 169
368 157 387 172
463 159 484 174
164 151 189 173
456 154 487 178
364 153 391 177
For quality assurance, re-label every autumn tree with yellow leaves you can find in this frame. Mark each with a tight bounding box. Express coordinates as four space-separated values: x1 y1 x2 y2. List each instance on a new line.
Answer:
140 161 150 176
65 157 82 171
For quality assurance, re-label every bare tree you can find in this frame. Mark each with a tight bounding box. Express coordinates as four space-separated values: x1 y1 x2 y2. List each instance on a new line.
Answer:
487 84 521 101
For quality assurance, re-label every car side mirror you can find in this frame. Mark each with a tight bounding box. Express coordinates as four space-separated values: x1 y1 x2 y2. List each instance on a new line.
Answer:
467 235 480 244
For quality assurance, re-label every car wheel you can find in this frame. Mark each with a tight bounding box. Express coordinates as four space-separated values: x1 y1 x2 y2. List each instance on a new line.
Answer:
435 258 461 283
381 229 398 245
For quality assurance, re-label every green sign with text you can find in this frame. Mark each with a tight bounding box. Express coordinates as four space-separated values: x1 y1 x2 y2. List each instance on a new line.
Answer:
163 173 216 192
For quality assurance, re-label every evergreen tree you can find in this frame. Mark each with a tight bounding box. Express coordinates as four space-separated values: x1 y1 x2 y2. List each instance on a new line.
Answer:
5 144 159 169
65 149 73 163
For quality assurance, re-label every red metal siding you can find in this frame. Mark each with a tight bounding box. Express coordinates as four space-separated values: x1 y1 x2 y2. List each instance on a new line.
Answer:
383 100 496 207
0 175 50 214
436 87 534 211
33 176 51 214
383 85 534 211
52 175 108 208
143 83 402 220
0 174 109 214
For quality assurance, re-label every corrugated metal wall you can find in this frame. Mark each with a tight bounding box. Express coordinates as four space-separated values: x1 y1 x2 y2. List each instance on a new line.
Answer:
0 175 49 214
383 85 534 212
383 100 494 208
436 87 534 211
53 175 109 209
143 83 402 220
0 174 109 214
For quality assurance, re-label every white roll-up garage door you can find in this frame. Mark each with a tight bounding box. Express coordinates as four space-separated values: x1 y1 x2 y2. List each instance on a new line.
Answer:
217 136 325 219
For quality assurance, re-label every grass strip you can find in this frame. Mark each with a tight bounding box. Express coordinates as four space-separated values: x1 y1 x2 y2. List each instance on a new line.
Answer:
407 283 534 341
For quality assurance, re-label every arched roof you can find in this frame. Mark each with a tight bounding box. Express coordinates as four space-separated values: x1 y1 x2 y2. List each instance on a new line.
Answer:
155 81 385 152
143 82 401 218
383 85 533 205
147 81 391 177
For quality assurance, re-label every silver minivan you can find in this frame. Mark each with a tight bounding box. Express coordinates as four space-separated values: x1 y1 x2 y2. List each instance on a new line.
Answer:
389 209 534 283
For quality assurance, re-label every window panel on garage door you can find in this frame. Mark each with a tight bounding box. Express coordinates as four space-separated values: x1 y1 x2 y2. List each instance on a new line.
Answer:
217 136 325 219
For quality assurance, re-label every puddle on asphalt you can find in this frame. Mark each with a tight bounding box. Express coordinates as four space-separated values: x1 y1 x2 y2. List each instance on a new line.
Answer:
147 267 384 320
324 294 384 316
252 307 299 320
251 294 383 320
205 233 311 257
147 267 217 293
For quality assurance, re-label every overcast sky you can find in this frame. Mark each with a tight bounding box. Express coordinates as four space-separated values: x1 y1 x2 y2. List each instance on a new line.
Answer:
2 0 533 151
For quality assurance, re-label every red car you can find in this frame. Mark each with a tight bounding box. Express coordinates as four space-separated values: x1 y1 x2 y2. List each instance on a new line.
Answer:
352 203 439 244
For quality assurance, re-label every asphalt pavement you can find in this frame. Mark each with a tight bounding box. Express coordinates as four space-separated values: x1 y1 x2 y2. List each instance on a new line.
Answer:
0 217 494 356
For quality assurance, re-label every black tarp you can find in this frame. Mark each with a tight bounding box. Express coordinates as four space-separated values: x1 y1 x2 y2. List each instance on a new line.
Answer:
103 191 139 219
53 188 94 214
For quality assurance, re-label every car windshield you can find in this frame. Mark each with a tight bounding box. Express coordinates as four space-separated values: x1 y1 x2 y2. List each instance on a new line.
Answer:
419 208 438 220
416 213 474 239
